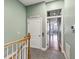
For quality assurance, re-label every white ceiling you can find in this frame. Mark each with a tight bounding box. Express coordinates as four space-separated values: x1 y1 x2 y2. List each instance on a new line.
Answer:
19 0 56 6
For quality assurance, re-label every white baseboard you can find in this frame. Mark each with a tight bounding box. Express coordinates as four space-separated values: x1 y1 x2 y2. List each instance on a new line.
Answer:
41 47 47 51
62 50 67 59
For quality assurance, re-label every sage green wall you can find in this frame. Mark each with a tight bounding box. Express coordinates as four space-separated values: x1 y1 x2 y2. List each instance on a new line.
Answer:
46 0 64 11
26 2 47 48
4 0 26 43
63 0 75 59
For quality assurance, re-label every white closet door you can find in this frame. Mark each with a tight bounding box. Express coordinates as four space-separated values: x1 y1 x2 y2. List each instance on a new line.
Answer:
27 17 42 49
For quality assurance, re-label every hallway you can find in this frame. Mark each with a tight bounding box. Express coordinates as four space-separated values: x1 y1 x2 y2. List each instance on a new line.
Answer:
49 34 59 51
30 48 65 59
48 18 61 51
4 0 75 59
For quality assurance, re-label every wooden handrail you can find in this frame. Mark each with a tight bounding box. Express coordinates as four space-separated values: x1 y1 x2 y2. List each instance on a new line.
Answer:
4 34 31 47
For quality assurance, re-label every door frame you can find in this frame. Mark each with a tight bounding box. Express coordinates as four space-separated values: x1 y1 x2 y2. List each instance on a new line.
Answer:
46 9 64 52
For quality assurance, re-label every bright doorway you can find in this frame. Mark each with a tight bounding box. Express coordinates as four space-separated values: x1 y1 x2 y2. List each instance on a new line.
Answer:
47 9 63 51
47 18 61 51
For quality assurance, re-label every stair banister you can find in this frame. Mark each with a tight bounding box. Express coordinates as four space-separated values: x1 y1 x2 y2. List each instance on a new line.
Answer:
4 33 31 59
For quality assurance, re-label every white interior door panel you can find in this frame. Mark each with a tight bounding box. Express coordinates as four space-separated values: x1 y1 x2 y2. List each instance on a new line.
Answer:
27 17 42 49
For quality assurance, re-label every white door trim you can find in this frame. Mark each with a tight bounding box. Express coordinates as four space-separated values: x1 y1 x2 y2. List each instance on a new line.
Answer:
61 15 64 52
46 15 64 52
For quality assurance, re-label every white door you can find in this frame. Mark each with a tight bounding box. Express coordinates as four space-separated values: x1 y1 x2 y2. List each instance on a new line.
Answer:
27 17 42 49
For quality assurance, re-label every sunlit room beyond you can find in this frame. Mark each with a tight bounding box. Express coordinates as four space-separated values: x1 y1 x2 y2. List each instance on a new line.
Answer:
4 0 75 59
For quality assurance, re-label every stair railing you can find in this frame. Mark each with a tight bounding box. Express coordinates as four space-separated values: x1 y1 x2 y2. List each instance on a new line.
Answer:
4 33 31 59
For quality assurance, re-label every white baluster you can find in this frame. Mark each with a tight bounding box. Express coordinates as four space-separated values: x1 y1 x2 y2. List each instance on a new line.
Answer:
12 44 13 59
21 44 23 59
23 45 26 59
21 43 22 59
16 44 18 59
20 43 22 59
24 45 26 59
7 47 8 59
22 46 24 59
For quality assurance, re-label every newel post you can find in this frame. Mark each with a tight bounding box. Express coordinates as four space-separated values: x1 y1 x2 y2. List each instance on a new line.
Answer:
27 33 31 59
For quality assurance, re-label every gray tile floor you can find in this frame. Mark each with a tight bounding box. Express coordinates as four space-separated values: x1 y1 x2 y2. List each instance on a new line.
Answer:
30 48 65 59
